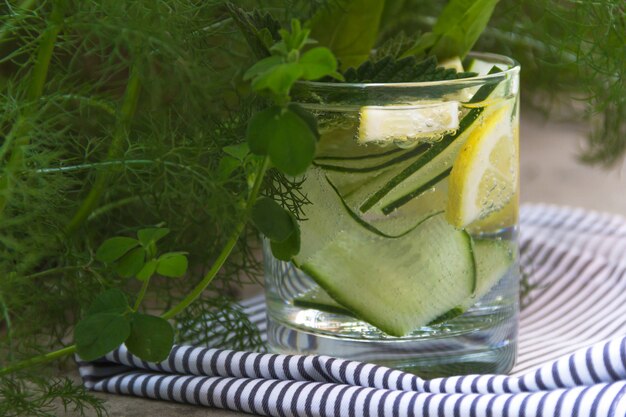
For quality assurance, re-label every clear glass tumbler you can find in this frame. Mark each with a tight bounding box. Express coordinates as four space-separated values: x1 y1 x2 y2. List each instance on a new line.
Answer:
264 52 520 377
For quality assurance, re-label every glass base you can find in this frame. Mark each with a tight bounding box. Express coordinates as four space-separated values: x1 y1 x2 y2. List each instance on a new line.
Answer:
267 314 517 378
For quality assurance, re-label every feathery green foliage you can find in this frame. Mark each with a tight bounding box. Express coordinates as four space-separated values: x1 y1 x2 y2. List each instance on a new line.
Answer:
1 0 624 414
0 376 107 417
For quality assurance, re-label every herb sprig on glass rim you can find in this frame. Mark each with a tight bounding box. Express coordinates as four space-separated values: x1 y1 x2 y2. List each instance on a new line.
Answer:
0 0 623 414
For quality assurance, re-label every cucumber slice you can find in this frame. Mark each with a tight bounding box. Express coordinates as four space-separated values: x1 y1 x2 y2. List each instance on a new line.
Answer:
314 142 430 173
472 238 515 299
293 239 513 325
299 215 474 336
293 286 465 326
293 287 353 316
295 170 476 336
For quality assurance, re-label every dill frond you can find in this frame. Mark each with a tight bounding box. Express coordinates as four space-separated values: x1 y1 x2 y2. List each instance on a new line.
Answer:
0 376 107 417
176 295 265 351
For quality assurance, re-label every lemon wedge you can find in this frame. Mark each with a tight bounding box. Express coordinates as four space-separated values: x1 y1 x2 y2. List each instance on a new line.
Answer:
358 102 459 145
446 103 517 228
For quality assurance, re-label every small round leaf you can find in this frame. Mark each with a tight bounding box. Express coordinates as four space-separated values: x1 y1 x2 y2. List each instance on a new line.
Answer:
156 253 188 278
270 218 300 261
251 197 295 242
86 289 129 316
246 106 281 155
114 247 146 278
75 313 130 361
288 104 319 139
137 228 170 247
267 109 316 176
95 237 139 263
125 313 174 362
136 259 158 281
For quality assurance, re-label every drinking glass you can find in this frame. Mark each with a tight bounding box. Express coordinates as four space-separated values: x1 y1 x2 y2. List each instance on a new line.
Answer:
264 52 520 377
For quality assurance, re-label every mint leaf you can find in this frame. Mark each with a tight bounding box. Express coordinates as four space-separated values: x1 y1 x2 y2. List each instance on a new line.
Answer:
250 62 303 96
225 2 281 59
251 197 295 242
95 237 139 263
114 247 146 278
243 56 282 81
299 47 340 80
404 0 499 60
125 313 174 362
267 108 316 176
310 0 385 70
156 252 188 278
342 55 475 83
75 313 130 361
85 289 129 316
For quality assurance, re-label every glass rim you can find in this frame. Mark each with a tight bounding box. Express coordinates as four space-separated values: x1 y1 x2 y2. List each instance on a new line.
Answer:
296 52 520 89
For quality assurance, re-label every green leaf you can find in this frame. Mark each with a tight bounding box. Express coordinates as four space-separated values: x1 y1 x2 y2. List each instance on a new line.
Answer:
75 313 130 361
287 103 319 139
342 55 475 83
125 313 174 362
137 228 170 247
251 197 296 242
270 217 300 261
114 247 146 278
218 155 241 180
86 289 129 316
299 47 339 80
310 0 386 70
267 109 316 176
246 106 281 155
95 237 139 263
156 252 188 278
223 143 250 161
136 259 158 281
243 56 283 81
225 2 281 59
251 62 303 96
405 0 499 60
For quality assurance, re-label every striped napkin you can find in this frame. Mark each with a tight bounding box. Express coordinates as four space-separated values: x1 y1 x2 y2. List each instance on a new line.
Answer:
77 204 626 416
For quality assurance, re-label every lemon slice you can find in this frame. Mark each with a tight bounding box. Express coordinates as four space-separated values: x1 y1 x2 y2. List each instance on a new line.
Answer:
358 102 459 145
446 104 517 228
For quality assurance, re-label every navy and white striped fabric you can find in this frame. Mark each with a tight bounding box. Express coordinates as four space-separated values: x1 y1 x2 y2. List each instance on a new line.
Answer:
77 204 626 416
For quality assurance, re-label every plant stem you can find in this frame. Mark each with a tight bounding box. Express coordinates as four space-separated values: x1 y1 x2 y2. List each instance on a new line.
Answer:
133 277 151 311
0 345 76 377
20 265 85 280
64 67 142 235
0 0 64 214
161 156 269 320
0 156 269 375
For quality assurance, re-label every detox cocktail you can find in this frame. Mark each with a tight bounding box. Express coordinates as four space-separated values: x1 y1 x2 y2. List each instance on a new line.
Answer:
265 53 520 377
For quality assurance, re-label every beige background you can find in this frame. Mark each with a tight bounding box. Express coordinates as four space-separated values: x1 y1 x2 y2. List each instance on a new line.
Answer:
69 109 626 416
